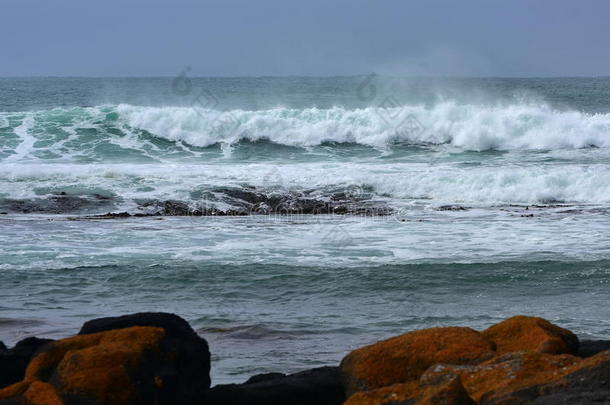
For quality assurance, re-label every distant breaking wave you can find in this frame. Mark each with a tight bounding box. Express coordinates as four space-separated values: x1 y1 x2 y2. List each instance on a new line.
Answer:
1 102 610 163
118 102 610 150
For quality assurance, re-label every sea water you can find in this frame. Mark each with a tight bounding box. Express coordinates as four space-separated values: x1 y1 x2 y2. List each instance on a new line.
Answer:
0 76 609 383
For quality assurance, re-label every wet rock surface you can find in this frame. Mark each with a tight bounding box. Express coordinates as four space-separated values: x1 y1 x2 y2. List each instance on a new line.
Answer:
437 205 469 211
0 194 116 214
1 186 393 217
136 186 393 217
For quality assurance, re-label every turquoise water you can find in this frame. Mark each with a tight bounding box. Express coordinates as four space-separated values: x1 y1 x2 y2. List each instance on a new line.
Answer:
0 76 609 384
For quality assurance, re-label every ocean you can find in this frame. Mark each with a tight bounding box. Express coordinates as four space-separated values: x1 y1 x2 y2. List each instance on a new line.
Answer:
0 75 609 384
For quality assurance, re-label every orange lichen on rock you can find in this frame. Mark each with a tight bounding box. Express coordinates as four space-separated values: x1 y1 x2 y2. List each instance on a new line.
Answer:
569 348 610 373
24 381 64 405
340 327 495 395
344 374 475 405
484 349 610 404
0 380 29 399
344 349 610 405
54 327 164 403
0 326 165 405
482 315 578 355
343 381 419 405
415 374 476 405
421 351 581 402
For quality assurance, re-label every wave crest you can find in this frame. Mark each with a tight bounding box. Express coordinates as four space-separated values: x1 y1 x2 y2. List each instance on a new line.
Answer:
116 102 610 151
2 102 610 164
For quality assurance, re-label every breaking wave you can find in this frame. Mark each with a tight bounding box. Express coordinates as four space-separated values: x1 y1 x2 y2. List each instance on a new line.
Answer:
1 101 610 163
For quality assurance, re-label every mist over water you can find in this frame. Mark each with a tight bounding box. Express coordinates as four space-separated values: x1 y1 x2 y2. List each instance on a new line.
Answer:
1 76 610 383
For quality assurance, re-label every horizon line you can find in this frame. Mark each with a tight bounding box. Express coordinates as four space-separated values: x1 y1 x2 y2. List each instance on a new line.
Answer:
1 74 610 80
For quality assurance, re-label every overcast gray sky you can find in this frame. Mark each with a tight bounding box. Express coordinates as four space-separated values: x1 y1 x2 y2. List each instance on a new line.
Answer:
2 0 609 77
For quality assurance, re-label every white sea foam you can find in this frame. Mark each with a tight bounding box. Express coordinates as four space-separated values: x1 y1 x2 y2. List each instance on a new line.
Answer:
1 161 609 204
2 102 610 163
116 102 610 150
4 115 36 162
1 102 609 206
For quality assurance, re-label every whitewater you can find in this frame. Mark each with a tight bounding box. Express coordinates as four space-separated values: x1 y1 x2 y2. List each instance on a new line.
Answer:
3 101 610 152
1 101 610 209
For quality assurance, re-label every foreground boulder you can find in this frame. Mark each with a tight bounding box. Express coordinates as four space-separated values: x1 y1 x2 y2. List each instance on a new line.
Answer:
207 366 345 405
341 316 607 404
78 312 211 398
0 337 53 389
0 313 210 405
482 316 578 355
340 327 495 395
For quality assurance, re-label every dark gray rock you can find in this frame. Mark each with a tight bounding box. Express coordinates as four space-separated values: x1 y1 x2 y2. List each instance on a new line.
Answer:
481 352 610 405
212 187 267 205
157 200 193 216
206 366 345 405
0 336 53 388
1 195 115 214
530 359 610 404
133 194 393 217
244 372 287 385
437 205 468 211
577 340 610 358
532 391 610 404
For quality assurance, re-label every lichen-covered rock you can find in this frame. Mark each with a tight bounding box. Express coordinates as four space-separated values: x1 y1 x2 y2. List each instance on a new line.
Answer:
342 382 419 405
421 351 580 403
0 319 210 404
482 316 578 355
344 374 475 405
78 312 211 394
340 327 495 395
484 350 610 404
0 337 53 389
23 381 63 405
418 350 610 404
